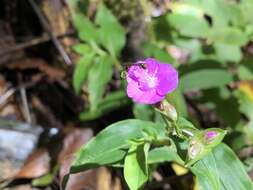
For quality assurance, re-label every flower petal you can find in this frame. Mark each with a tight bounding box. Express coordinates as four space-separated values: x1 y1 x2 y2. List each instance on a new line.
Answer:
156 63 178 96
126 79 142 98
127 81 164 104
127 65 145 82
145 58 159 75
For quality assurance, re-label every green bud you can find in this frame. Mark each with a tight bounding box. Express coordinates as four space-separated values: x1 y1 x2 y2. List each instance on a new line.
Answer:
185 128 227 167
202 128 227 147
188 140 204 159
155 100 178 122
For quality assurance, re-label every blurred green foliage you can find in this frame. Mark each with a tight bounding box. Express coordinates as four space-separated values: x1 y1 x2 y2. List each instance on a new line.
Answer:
70 2 129 118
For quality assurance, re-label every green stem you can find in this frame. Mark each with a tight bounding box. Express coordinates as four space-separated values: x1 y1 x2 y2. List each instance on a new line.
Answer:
113 57 123 71
152 138 171 146
90 41 106 56
181 129 194 137
171 121 184 138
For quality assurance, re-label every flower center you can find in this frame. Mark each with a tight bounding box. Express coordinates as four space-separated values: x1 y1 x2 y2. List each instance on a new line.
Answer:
139 70 158 90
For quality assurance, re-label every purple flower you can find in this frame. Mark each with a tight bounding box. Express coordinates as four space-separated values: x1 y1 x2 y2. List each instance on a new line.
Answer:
126 58 178 104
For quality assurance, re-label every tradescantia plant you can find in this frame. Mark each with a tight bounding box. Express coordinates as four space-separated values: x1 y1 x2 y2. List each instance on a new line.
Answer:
63 58 253 190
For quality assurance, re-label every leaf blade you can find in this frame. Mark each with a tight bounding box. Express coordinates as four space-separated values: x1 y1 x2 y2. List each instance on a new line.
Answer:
124 144 150 190
180 69 233 91
73 53 95 94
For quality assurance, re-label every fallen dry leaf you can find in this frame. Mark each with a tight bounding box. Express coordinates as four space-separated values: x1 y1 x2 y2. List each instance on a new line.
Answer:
97 167 111 190
97 167 123 190
42 0 70 36
15 148 50 179
59 128 95 190
0 160 20 180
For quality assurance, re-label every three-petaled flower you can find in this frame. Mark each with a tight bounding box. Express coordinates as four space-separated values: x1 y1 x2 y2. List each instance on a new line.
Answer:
126 58 178 104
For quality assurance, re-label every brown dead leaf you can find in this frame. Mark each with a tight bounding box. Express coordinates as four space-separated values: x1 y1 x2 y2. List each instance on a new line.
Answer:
64 170 98 190
97 167 111 190
0 160 20 180
59 128 95 190
42 0 74 50
58 128 93 165
59 128 123 190
97 167 123 190
15 148 50 179
6 58 65 80
42 0 70 36
64 167 123 190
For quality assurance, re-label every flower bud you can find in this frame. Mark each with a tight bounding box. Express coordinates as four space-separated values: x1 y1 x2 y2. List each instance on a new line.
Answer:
202 128 227 146
205 131 218 142
188 140 204 159
156 100 178 122
186 128 227 166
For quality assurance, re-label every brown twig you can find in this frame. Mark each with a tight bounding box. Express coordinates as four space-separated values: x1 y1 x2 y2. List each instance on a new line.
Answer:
27 0 73 65
18 74 32 124
0 78 42 109
0 31 73 57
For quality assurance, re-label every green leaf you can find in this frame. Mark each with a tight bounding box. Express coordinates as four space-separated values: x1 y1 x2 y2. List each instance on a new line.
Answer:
241 0 253 25
80 90 130 121
95 4 126 58
133 103 165 123
200 0 232 27
166 88 188 117
72 43 92 55
73 14 98 44
133 104 154 121
234 83 253 121
180 69 233 91
171 3 204 17
70 119 165 173
184 0 245 27
238 65 253 80
148 146 184 165
32 173 55 187
192 143 253 190
32 166 58 187
208 27 248 46
88 55 113 110
228 4 245 27
124 143 150 190
143 43 174 64
214 43 242 63
73 53 95 94
191 152 220 190
176 117 198 136
167 13 209 38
